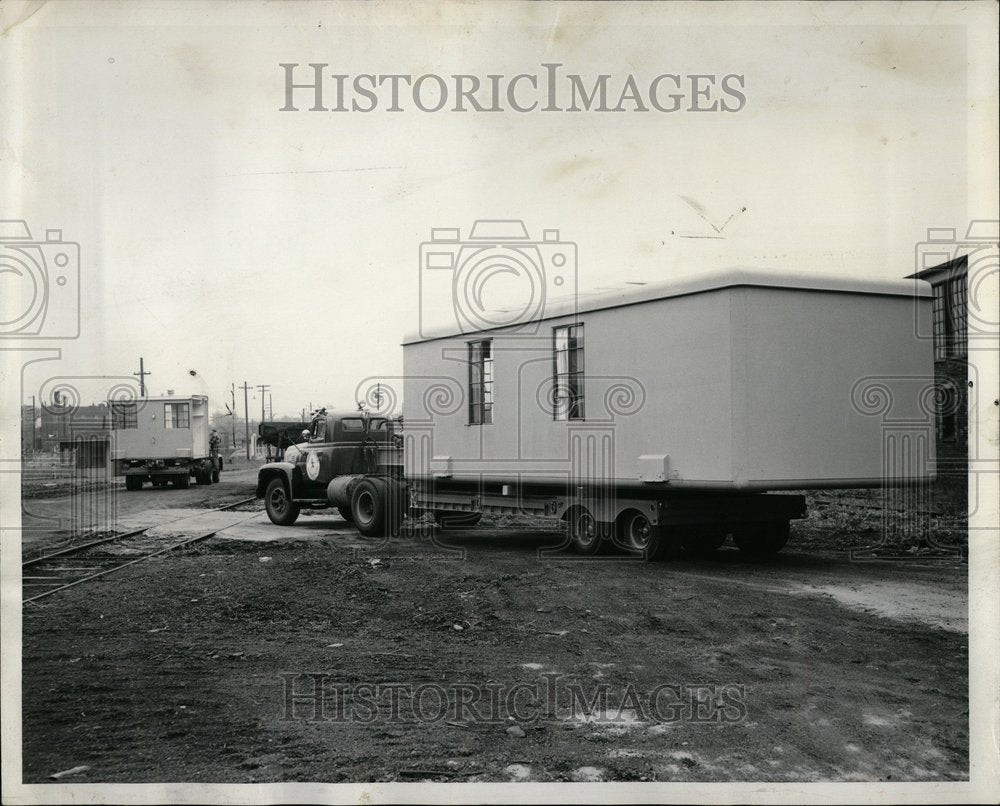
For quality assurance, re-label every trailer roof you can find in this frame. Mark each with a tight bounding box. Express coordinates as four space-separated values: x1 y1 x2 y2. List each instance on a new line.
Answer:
403 267 931 345
114 394 209 403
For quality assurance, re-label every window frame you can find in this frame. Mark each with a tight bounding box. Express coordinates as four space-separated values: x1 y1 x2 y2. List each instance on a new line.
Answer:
468 339 494 426
111 401 138 430
552 323 585 421
163 402 191 429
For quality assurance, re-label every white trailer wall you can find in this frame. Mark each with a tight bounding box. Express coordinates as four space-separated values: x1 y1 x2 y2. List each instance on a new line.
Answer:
402 273 934 491
112 396 211 461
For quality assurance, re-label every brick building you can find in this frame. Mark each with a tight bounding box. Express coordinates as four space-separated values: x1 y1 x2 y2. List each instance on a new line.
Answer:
23 399 113 468
907 254 968 461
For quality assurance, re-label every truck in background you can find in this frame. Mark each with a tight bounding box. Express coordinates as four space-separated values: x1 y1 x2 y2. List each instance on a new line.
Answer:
111 393 222 490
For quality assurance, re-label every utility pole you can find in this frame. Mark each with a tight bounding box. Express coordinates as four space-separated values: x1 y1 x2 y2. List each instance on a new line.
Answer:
30 394 36 454
241 381 252 460
256 384 270 424
133 357 150 397
230 383 237 448
268 392 273 420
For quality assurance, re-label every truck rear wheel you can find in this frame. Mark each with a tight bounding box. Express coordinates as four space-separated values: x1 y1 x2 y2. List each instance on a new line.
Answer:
125 475 143 492
265 478 300 526
351 477 403 537
337 506 354 524
734 522 789 558
617 510 680 561
174 474 190 490
567 507 603 555
683 527 729 558
351 478 386 536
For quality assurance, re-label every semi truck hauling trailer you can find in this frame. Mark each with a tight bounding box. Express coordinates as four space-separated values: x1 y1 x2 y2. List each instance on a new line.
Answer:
112 393 222 490
256 268 936 559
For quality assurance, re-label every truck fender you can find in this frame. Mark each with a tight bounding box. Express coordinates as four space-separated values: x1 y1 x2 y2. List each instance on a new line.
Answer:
256 462 298 499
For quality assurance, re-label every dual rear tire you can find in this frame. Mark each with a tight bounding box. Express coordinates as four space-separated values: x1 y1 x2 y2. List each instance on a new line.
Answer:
733 522 789 558
565 507 789 562
350 477 404 537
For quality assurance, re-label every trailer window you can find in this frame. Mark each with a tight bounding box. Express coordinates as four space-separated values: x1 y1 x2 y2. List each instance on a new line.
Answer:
553 324 585 420
164 402 190 429
111 401 138 430
468 340 494 425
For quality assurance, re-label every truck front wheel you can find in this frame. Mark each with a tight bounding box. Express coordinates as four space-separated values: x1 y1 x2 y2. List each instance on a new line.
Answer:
174 474 190 490
265 478 300 526
125 475 143 492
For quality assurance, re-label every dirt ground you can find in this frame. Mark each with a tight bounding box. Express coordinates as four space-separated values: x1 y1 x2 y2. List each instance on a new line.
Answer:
20 477 968 783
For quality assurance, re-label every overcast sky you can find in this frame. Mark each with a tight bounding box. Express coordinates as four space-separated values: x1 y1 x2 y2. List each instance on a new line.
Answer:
3 1 996 420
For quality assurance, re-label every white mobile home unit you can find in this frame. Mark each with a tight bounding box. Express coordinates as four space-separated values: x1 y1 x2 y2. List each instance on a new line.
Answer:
111 393 221 489
401 268 935 557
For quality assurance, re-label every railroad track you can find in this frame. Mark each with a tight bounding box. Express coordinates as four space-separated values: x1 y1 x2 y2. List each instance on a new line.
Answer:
22 496 260 604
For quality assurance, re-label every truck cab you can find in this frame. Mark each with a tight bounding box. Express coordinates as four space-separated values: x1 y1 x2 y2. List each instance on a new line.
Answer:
256 411 405 534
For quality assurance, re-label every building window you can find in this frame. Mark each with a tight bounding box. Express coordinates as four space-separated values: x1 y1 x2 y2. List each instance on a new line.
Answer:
164 402 190 429
932 285 947 360
468 340 494 425
931 275 968 360
553 323 585 420
948 274 967 357
111 402 137 430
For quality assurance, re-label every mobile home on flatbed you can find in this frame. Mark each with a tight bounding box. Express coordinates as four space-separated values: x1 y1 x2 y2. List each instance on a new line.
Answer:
258 268 935 560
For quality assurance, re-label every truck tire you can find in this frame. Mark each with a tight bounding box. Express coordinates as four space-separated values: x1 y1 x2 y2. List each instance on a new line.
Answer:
434 511 483 530
566 506 603 555
337 506 354 524
617 510 680 561
351 477 387 537
734 522 789 558
174 474 190 490
125 475 143 492
683 527 729 558
264 478 300 526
